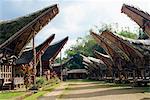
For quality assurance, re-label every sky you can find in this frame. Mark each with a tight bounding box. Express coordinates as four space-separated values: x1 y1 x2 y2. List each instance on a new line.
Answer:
0 0 150 57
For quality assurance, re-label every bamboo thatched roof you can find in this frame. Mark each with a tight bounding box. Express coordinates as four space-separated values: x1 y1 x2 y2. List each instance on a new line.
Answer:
94 50 110 58
99 30 150 69
94 50 113 70
0 4 59 56
88 56 104 64
113 31 150 55
15 34 55 65
88 56 107 70
121 4 150 37
42 37 68 61
91 32 130 61
81 54 93 64
100 30 145 68
91 32 134 70
101 31 143 57
81 54 106 70
0 7 47 44
80 54 98 69
52 57 73 68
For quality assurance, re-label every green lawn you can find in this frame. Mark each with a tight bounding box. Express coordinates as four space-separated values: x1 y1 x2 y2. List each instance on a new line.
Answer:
0 83 60 100
0 91 26 100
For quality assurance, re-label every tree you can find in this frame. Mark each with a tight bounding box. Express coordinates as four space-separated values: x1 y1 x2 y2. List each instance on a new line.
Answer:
64 35 105 70
118 31 137 39
65 35 105 58
138 28 149 39
66 54 84 69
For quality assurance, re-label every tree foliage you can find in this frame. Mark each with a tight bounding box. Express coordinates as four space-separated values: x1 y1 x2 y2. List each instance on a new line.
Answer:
64 35 105 70
66 54 84 69
65 35 105 58
118 31 137 39
138 29 149 39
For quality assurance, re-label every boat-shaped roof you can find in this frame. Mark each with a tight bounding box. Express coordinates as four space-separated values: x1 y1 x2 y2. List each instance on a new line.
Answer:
0 4 59 56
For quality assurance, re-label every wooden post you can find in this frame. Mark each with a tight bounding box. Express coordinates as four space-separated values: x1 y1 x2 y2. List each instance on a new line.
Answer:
60 50 63 81
12 65 15 89
2 65 4 78
0 65 1 78
5 65 6 82
143 70 146 80
133 70 136 81
33 32 36 86
39 54 42 77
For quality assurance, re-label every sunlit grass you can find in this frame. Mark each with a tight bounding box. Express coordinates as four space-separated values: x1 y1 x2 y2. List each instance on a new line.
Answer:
0 91 26 100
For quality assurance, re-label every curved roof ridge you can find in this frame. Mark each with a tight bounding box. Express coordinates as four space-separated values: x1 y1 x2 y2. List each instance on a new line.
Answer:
0 4 59 56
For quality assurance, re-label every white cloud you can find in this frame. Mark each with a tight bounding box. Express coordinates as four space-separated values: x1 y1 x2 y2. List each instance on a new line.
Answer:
53 39 77 58
36 0 150 56
61 39 77 57
62 4 86 31
1 0 150 57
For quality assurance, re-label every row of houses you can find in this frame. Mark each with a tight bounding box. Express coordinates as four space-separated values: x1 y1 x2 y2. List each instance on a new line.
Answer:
0 4 69 90
82 4 150 86
0 3 149 89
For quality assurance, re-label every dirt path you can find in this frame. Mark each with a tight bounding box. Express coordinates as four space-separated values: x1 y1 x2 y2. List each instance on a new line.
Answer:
58 81 150 100
38 82 68 100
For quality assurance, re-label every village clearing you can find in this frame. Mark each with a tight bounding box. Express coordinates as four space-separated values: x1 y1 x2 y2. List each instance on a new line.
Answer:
38 79 150 100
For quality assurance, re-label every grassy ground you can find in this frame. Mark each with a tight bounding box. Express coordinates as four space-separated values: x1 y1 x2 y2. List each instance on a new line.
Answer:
0 77 60 100
0 91 26 100
59 79 150 100
24 83 60 100
0 83 60 100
